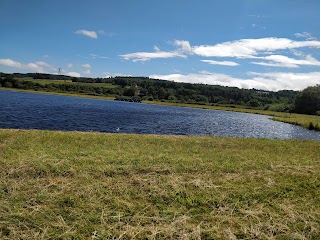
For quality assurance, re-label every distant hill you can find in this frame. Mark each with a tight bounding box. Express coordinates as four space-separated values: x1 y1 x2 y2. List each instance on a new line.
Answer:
0 72 297 112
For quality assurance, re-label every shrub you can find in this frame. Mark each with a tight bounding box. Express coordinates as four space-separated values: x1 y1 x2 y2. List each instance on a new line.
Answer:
3 81 13 88
308 122 315 130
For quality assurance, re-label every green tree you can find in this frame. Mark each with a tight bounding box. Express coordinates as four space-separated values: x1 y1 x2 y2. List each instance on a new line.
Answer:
294 85 320 115
4 81 13 88
247 99 261 108
123 87 137 97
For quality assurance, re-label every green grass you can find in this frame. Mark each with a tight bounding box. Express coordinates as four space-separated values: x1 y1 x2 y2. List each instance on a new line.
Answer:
18 78 116 88
18 78 73 84
1 129 320 239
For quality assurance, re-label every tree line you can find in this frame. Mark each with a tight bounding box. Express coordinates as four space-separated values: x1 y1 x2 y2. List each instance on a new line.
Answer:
0 72 319 115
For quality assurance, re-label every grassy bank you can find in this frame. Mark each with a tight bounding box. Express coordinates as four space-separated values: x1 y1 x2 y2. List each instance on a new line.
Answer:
19 78 116 89
1 129 320 239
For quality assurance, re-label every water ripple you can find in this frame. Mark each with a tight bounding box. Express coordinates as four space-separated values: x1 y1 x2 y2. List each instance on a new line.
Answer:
0 90 319 140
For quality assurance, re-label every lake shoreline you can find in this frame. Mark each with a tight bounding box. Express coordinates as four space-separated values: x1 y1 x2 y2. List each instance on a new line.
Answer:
1 87 320 132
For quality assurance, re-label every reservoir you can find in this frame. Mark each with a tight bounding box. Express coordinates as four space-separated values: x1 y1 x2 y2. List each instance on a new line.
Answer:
0 90 319 140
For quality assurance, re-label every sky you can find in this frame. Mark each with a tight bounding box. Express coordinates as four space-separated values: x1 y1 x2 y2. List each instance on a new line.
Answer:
1 0 320 91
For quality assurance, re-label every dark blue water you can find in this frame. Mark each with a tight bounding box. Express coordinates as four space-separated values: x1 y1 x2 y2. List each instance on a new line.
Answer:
0 90 319 140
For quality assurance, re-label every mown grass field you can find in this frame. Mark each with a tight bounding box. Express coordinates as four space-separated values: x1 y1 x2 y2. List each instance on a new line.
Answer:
18 78 116 89
1 129 320 239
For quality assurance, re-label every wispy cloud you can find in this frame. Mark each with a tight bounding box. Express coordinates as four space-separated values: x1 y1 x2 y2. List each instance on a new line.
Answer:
89 54 108 59
120 51 186 62
252 55 320 68
121 37 320 62
81 64 91 68
173 40 192 53
81 64 91 75
0 58 53 73
200 60 239 66
83 69 91 75
98 30 116 37
75 29 98 39
120 40 191 62
295 32 316 40
150 71 320 91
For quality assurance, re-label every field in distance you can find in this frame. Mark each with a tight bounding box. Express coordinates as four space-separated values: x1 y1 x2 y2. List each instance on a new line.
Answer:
18 78 116 89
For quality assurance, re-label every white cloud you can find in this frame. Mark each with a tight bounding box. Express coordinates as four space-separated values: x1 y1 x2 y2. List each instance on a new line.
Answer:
88 53 108 59
75 30 98 39
295 32 316 40
34 61 52 68
67 63 73 68
66 72 81 77
248 72 320 91
173 40 192 53
120 51 187 62
154 46 161 52
291 49 304 57
0 59 24 69
191 38 320 58
252 54 320 68
150 71 320 91
201 59 239 66
251 61 298 68
0 58 53 73
120 37 320 62
81 64 91 68
120 39 193 62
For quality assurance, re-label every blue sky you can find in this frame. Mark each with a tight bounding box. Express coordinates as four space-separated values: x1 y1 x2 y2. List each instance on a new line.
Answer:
1 0 320 91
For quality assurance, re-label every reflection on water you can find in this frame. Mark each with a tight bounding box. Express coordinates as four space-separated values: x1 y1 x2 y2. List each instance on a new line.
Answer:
0 90 319 140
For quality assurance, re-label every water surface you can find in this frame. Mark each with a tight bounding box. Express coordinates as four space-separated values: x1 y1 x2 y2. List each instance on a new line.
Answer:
0 90 319 140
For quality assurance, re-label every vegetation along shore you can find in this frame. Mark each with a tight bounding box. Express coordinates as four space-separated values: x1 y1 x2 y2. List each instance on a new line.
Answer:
1 129 320 239
1 72 320 131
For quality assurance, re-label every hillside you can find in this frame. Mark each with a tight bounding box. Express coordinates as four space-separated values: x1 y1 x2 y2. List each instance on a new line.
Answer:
0 72 297 112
